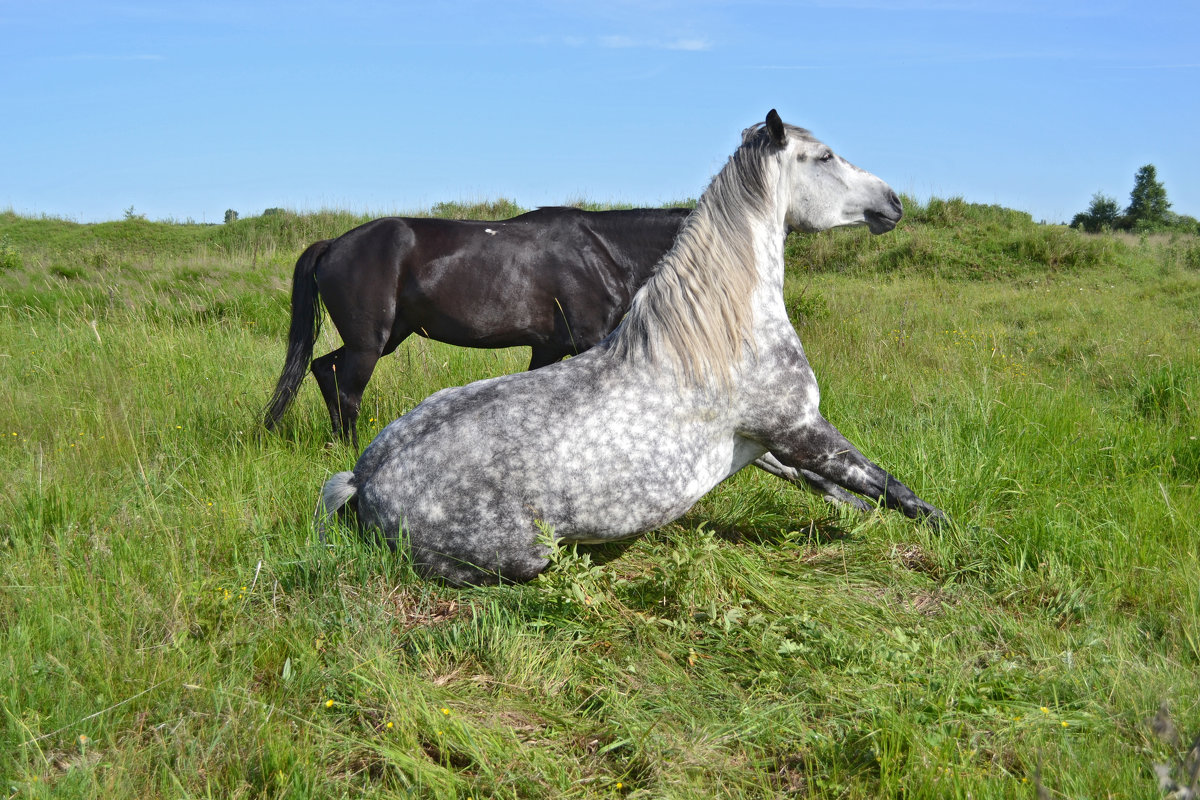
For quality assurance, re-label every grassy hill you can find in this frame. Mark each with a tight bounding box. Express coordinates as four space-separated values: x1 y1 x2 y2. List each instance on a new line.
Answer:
1 200 1198 798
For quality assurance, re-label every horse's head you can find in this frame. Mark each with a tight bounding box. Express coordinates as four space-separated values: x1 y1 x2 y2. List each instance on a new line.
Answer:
756 109 903 236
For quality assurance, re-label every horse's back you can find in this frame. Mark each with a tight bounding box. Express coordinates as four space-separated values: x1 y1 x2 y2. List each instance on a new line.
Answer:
393 212 654 349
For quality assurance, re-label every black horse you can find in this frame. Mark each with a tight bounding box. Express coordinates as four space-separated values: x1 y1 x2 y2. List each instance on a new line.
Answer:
264 206 691 445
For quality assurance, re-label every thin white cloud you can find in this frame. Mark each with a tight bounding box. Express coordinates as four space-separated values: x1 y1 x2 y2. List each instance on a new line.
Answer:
600 35 637 48
666 37 711 51
61 53 165 62
598 35 712 51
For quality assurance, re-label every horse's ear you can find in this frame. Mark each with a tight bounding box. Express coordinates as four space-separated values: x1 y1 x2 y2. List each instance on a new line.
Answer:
765 109 786 146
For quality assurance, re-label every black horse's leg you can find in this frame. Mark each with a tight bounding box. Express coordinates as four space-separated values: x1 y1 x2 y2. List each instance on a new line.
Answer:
527 345 567 370
312 347 381 447
752 453 872 510
763 417 947 527
312 348 348 441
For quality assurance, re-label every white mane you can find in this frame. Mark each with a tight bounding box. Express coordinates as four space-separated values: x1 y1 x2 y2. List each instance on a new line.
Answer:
611 122 813 385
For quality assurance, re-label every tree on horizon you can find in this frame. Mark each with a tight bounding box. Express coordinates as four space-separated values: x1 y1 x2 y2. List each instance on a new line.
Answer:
1071 163 1194 233
1125 164 1172 229
1070 192 1120 233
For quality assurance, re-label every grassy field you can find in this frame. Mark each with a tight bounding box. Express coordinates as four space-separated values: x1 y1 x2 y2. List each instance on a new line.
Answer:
1 199 1198 798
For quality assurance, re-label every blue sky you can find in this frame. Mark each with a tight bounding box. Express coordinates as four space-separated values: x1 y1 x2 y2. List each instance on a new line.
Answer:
3 1 1197 224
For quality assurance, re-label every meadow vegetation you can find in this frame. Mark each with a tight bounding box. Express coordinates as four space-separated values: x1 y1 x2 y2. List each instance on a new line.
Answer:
1 198 1198 798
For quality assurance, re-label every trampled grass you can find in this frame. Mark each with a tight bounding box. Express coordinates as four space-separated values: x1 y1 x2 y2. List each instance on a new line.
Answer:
1 200 1198 798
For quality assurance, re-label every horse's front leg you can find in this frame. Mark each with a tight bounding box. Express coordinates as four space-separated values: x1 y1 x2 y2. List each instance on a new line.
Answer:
527 345 568 370
752 453 871 510
760 416 948 527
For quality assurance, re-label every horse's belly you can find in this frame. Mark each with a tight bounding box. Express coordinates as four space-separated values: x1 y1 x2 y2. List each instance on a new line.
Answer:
546 432 761 543
406 308 539 348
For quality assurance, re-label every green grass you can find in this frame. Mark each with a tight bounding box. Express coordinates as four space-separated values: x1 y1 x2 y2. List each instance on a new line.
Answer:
1 200 1198 798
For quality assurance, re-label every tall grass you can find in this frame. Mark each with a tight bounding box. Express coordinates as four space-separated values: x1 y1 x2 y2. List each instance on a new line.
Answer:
1 202 1198 798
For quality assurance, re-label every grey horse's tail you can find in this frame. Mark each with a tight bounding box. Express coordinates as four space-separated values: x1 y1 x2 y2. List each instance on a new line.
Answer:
264 239 332 431
316 471 357 542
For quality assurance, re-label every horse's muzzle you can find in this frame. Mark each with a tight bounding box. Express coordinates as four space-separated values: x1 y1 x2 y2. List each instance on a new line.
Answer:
865 190 903 234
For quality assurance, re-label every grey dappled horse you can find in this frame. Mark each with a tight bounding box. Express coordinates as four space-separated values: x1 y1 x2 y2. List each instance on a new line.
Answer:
320 110 948 585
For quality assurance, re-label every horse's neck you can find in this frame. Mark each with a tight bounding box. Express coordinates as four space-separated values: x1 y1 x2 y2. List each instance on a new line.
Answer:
609 173 789 384
723 187 789 330
748 203 788 297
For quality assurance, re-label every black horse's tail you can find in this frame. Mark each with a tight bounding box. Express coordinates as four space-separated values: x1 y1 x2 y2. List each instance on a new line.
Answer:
264 239 332 431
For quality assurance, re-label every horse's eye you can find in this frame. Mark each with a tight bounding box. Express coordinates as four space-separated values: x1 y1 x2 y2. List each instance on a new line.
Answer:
819 151 834 162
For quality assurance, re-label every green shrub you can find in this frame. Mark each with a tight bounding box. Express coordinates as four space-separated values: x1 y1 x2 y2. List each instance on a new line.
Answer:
0 234 20 271
428 198 526 220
